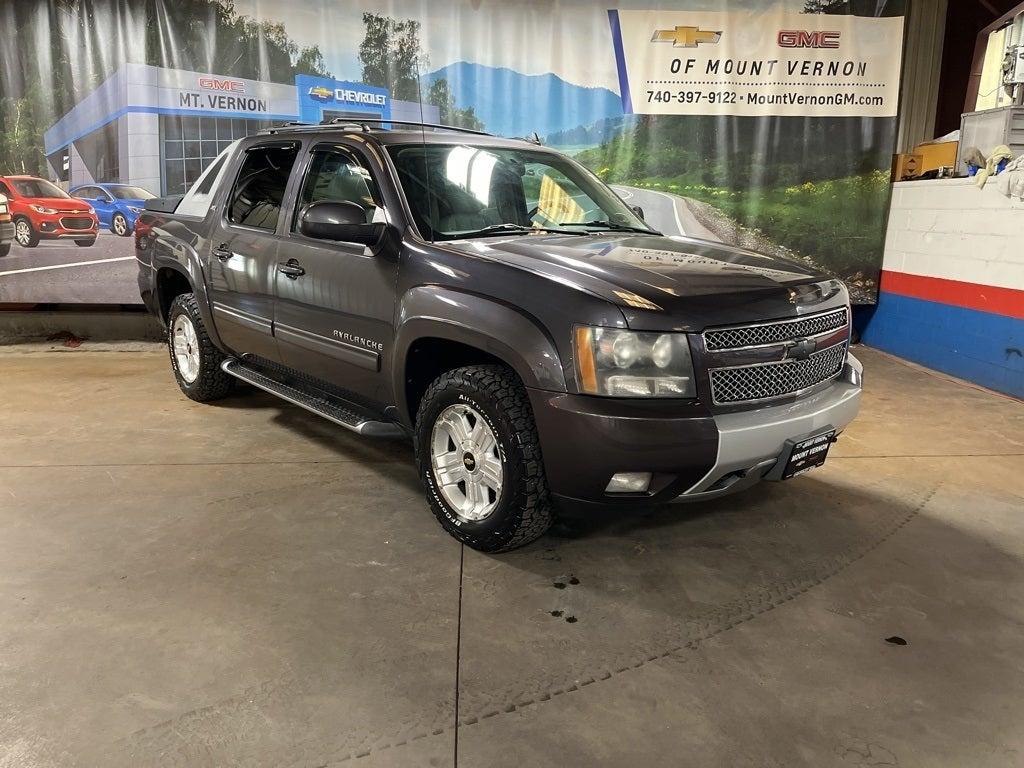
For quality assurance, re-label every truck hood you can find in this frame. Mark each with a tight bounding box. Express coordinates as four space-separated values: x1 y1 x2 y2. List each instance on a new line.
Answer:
444 233 838 331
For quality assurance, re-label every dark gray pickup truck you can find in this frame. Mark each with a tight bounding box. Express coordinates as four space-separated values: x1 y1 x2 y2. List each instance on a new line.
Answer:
136 122 861 551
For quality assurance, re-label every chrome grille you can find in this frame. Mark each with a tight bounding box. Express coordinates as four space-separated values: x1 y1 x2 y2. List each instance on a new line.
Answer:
710 343 847 404
703 308 848 351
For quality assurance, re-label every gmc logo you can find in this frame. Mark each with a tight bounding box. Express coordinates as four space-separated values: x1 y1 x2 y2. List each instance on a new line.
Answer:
198 77 246 93
778 30 840 48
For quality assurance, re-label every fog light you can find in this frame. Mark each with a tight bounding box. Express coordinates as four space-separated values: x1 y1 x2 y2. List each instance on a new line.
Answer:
605 472 652 493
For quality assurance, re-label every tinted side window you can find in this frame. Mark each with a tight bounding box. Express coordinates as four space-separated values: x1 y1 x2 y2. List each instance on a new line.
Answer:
177 142 236 218
227 144 299 231
293 148 384 231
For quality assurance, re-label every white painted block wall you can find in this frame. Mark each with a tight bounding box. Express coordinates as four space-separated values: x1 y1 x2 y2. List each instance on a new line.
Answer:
883 178 1024 290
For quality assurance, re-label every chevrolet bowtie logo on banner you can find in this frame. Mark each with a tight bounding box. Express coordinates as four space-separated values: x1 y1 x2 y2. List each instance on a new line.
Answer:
651 26 722 48
610 9 903 117
308 85 333 102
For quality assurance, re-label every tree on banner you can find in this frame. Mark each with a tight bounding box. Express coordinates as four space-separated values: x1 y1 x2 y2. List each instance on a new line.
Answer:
358 13 425 101
426 79 485 131
0 0 332 175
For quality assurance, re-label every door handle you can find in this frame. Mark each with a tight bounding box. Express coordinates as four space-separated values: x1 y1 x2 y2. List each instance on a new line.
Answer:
278 260 305 279
213 245 233 261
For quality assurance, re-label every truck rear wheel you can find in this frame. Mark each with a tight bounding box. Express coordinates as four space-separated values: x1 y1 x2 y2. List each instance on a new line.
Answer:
167 293 234 402
414 364 553 552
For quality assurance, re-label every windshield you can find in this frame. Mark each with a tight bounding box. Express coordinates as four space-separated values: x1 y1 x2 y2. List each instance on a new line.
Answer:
109 186 156 200
11 178 69 198
387 143 654 240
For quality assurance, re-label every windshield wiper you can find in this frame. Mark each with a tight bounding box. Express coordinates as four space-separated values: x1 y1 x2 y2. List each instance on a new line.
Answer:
559 220 661 235
449 223 585 239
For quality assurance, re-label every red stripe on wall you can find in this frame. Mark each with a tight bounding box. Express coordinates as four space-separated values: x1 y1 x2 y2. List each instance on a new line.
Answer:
879 271 1024 320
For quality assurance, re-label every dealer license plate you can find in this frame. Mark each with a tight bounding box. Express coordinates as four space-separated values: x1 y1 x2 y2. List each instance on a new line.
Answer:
781 430 836 479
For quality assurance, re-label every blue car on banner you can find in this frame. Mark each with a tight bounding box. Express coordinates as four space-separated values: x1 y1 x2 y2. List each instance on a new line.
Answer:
69 183 157 237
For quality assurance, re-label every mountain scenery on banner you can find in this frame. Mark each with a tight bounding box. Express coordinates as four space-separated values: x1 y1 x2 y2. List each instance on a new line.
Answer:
422 62 623 140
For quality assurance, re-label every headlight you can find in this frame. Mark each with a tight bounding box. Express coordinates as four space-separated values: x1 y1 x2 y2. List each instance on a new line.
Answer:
30 204 57 214
574 327 696 398
127 206 142 214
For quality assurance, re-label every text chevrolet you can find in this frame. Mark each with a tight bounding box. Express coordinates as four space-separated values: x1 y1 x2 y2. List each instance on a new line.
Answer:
136 123 862 552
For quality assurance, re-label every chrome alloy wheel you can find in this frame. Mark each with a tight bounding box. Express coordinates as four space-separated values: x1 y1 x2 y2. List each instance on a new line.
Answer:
14 219 31 246
113 214 127 236
430 403 504 521
172 314 201 384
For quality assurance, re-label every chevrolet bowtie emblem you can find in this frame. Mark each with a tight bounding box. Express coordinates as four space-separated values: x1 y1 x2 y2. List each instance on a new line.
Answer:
651 26 722 47
308 86 333 101
781 337 816 361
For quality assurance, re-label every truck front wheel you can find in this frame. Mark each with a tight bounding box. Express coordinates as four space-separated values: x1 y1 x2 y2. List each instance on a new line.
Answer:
14 217 38 248
167 293 234 402
415 365 553 552
112 212 130 236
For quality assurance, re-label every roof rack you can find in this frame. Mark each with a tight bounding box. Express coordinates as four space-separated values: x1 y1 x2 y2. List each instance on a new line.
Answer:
259 118 492 137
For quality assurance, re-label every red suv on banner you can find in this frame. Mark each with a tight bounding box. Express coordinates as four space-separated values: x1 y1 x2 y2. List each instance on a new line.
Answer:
0 176 98 248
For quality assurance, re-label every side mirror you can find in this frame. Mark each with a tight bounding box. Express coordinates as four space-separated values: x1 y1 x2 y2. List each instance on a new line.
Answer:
299 200 385 246
631 205 645 221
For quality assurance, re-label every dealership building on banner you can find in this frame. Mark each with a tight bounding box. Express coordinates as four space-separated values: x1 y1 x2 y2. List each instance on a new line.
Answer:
43 63 438 195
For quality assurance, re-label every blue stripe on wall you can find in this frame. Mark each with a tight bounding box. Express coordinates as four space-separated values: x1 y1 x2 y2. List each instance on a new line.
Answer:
862 291 1024 399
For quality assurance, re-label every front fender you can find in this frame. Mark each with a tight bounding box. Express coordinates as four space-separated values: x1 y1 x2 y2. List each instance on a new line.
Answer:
118 204 139 228
393 285 567 421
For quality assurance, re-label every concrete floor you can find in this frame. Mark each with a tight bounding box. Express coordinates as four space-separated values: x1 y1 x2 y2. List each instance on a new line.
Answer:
1 345 1022 767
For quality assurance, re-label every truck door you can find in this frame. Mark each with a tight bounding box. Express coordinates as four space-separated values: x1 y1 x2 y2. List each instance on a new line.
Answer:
273 142 399 403
206 141 300 362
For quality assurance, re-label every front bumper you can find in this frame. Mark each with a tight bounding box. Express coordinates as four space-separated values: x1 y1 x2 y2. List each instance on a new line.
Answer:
528 352 863 505
0 220 13 243
32 212 98 239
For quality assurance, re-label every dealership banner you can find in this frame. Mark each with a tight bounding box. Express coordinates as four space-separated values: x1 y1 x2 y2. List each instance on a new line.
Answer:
610 9 903 117
0 0 906 308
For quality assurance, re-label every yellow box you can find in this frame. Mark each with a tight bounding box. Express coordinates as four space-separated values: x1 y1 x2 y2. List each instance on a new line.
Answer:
892 153 922 180
911 140 958 173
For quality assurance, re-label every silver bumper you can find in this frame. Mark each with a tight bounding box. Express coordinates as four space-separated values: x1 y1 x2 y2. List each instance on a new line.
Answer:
678 352 863 501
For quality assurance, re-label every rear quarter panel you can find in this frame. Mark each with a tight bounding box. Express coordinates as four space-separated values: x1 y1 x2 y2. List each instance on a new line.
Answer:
136 210 223 347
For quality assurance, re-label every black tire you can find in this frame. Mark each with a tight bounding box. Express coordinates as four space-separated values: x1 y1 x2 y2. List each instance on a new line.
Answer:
167 293 234 402
111 212 130 237
74 238 96 247
414 364 553 552
14 217 38 248
0 242 10 257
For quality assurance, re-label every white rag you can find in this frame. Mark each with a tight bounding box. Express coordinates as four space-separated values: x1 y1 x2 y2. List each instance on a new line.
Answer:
976 145 1014 189
995 155 1024 200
